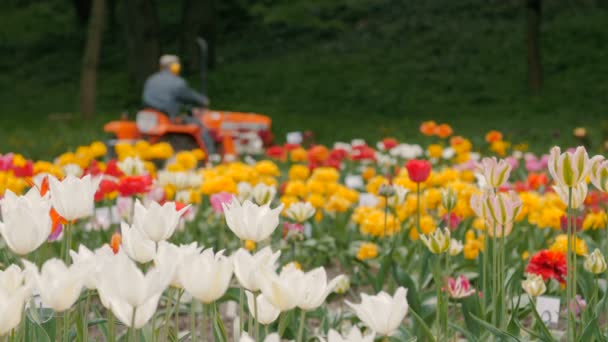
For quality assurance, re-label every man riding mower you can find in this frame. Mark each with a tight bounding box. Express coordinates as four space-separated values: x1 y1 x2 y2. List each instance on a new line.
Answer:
104 47 273 159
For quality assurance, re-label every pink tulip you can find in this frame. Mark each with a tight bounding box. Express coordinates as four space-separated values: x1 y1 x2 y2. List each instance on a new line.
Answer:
446 275 476 299
210 192 233 214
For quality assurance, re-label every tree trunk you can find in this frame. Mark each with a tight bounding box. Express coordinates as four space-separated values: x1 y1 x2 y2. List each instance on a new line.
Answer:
526 0 542 91
180 0 216 72
123 0 161 85
79 0 106 118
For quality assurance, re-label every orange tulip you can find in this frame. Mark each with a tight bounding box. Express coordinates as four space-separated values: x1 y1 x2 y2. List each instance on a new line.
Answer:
420 121 437 136
435 124 453 138
485 130 503 143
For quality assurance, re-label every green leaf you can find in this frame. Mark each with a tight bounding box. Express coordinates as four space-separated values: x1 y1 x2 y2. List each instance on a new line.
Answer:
470 314 521 342
449 322 478 342
212 305 229 342
578 316 602 342
527 299 557 342
409 308 436 342
278 310 293 337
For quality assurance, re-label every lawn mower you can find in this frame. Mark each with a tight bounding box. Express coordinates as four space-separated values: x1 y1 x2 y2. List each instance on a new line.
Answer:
103 38 273 158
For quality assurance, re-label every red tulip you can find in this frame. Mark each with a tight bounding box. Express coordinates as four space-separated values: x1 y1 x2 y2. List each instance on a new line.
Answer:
405 159 431 183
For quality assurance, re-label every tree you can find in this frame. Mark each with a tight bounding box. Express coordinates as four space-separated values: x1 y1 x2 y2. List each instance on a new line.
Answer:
526 0 543 91
180 0 216 72
122 0 161 85
79 0 106 117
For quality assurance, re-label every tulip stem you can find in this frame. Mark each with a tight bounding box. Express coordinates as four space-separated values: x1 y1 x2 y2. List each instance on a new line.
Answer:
130 308 137 342
566 186 575 341
481 222 488 318
63 222 73 263
63 309 70 342
190 301 196 342
296 310 306 342
444 252 450 339
108 309 115 342
83 290 91 342
254 293 260 342
239 287 245 335
201 303 207 342
174 289 184 334
416 183 421 236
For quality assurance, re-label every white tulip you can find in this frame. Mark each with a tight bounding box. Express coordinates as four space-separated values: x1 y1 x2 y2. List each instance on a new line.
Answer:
233 247 281 292
326 327 375 342
245 291 280 325
69 244 114 290
237 182 253 202
387 185 409 207
49 174 101 221
285 202 316 223
223 198 284 242
0 189 52 255
0 265 29 336
154 241 202 288
258 264 303 312
96 252 171 328
117 156 146 176
449 239 464 256
251 183 277 205
23 259 85 312
132 200 189 242
346 287 408 336
179 249 233 304
298 268 345 311
121 222 157 264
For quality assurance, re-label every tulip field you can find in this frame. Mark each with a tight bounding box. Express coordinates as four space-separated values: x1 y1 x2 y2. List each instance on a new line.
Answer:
1 121 608 342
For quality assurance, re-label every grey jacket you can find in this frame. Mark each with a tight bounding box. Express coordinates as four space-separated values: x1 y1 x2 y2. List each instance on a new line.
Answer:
142 71 209 117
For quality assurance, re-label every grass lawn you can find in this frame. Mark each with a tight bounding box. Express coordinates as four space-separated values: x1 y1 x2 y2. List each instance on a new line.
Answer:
1 1 607 159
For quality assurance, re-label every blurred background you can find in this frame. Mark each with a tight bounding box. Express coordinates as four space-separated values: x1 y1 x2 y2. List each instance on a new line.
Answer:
1 0 607 158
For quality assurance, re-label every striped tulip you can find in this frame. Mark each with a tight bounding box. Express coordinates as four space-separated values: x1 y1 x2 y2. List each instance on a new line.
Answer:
482 191 522 237
553 182 588 209
548 146 590 187
477 157 512 188
420 227 450 254
589 156 608 192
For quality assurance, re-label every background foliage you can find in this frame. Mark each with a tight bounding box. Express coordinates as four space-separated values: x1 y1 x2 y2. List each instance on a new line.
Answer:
1 0 608 158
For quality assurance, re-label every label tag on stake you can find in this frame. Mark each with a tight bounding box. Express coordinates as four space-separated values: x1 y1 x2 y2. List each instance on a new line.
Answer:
535 296 560 325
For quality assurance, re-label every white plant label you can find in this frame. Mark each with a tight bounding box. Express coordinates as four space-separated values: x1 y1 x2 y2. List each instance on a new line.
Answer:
535 296 560 325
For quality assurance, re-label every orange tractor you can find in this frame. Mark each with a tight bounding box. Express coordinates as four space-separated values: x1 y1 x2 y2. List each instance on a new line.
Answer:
104 38 273 158
104 108 273 157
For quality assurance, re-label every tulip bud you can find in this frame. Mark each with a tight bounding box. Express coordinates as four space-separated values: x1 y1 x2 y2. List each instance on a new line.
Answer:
378 184 396 197
584 249 607 275
548 146 590 187
405 159 432 183
521 273 546 297
477 157 512 188
441 187 457 212
420 227 450 254
333 275 350 295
